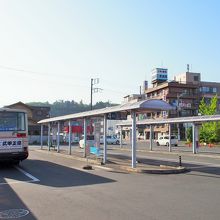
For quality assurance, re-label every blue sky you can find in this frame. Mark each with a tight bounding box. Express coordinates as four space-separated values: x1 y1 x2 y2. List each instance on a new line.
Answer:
0 0 219 106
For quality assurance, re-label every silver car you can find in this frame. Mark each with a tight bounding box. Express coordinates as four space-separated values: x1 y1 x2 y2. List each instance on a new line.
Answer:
100 135 120 145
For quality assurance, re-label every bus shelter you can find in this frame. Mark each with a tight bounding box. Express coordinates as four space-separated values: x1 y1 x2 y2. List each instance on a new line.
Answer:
117 115 220 154
38 99 174 168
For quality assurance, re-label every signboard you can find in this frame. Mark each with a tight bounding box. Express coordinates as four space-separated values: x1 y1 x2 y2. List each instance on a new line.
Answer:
94 122 101 149
0 138 22 152
0 139 22 149
107 112 127 120
94 122 101 133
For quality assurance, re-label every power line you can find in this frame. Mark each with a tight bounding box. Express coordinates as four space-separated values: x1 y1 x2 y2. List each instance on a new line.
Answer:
0 64 133 98
0 64 88 80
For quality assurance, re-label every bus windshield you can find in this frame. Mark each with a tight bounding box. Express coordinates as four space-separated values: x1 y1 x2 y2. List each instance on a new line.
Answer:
0 112 26 132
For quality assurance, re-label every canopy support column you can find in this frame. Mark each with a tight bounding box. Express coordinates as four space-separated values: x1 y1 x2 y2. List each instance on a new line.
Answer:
103 114 107 164
68 120 72 155
40 124 43 150
57 121 60 153
169 124 172 152
48 123 51 151
120 126 123 148
192 123 198 154
150 125 153 151
131 111 137 168
83 118 87 157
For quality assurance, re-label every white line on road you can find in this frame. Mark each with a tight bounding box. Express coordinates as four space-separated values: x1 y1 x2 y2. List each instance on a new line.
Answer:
15 166 40 182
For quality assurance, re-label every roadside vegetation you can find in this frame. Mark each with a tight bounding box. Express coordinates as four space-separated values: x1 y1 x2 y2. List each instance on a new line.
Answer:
26 100 118 117
187 95 220 144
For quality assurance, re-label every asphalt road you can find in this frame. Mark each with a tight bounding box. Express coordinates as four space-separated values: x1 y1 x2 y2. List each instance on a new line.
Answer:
1 148 220 220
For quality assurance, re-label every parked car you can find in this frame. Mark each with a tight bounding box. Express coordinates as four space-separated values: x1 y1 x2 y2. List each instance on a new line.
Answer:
137 133 144 140
156 135 178 146
79 135 95 148
100 135 120 145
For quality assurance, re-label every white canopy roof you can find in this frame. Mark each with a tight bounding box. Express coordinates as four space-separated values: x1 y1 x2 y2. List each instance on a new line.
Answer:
117 115 220 126
38 99 175 124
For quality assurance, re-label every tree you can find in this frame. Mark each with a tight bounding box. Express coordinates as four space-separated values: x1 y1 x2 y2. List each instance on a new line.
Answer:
26 100 118 117
199 95 220 143
186 127 192 142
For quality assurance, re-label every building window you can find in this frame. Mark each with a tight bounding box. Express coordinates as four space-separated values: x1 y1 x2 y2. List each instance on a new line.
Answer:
200 87 210 93
37 111 42 116
194 76 199 81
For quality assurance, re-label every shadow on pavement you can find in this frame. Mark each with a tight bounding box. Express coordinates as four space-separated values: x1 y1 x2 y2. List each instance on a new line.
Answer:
0 182 37 219
108 153 220 176
19 159 116 188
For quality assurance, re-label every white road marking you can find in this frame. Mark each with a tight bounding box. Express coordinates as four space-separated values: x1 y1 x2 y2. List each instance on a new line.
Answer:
0 166 40 186
14 166 40 182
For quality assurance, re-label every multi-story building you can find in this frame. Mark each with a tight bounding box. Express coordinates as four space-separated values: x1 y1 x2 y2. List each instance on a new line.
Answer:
141 68 220 139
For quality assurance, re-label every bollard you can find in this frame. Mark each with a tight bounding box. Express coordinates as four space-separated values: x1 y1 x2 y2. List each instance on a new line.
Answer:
179 155 182 167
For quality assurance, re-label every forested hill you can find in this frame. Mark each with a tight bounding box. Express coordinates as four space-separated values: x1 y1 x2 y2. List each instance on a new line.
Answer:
26 100 118 117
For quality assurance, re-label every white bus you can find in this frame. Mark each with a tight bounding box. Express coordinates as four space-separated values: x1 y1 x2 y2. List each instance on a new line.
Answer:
0 108 28 164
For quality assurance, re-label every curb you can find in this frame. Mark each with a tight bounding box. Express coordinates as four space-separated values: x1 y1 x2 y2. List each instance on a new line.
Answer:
34 149 188 174
119 165 188 174
34 149 102 165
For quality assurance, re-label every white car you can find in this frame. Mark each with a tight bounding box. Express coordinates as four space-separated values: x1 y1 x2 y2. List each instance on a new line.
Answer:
100 135 120 145
79 135 95 148
156 135 178 146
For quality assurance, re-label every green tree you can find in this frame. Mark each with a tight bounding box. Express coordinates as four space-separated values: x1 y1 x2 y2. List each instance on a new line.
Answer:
199 95 220 143
186 127 192 142
26 100 118 117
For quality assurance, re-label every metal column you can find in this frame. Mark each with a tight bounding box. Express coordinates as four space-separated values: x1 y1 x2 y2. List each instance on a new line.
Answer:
83 118 87 157
48 123 51 151
177 123 181 141
120 126 123 148
68 120 72 155
131 111 137 168
103 114 107 164
169 124 172 152
40 124 43 150
192 123 198 154
150 125 153 151
57 121 60 153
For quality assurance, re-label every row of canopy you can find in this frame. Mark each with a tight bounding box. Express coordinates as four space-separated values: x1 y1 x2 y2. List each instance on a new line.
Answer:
38 99 174 168
38 99 220 168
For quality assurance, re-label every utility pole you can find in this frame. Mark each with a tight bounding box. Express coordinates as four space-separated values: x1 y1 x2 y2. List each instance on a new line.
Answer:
90 78 94 110
90 78 102 110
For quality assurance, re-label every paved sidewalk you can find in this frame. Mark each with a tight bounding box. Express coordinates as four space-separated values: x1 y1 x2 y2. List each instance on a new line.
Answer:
32 145 187 174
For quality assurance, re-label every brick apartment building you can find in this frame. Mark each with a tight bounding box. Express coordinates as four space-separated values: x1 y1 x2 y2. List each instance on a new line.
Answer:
139 68 220 140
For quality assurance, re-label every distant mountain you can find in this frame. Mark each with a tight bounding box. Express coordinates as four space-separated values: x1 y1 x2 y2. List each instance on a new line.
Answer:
26 100 118 117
